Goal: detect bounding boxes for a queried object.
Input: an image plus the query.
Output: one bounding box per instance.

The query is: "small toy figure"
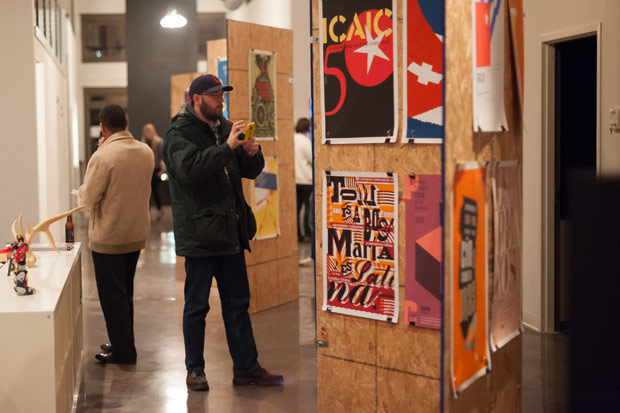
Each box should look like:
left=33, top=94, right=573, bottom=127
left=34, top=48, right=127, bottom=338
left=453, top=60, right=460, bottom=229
left=0, top=206, right=85, bottom=296
left=1, top=235, right=35, bottom=295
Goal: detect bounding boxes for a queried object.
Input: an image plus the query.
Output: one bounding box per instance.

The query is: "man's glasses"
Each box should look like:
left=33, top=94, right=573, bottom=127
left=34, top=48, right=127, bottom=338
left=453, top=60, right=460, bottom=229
left=199, top=92, right=226, bottom=100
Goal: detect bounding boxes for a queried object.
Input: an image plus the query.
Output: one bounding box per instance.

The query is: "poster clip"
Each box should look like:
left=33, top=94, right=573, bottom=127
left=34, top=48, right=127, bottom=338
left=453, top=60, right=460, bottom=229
left=408, top=170, right=416, bottom=180
left=316, top=340, right=329, bottom=348
left=310, top=36, right=320, bottom=43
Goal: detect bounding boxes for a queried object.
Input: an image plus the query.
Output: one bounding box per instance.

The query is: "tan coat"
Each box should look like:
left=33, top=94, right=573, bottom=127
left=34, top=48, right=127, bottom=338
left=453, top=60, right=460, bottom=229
left=78, top=131, right=154, bottom=254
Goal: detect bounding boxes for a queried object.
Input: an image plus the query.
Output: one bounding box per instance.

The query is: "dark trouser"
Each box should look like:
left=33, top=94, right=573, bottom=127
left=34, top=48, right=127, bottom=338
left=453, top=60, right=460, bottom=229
left=91, top=250, right=141, bottom=361
left=296, top=184, right=313, bottom=239
left=151, top=170, right=162, bottom=210
left=183, top=252, right=259, bottom=374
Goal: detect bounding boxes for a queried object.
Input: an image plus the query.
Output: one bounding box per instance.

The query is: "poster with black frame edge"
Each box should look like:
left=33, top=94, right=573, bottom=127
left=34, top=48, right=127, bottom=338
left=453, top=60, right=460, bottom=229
left=319, top=0, right=398, bottom=144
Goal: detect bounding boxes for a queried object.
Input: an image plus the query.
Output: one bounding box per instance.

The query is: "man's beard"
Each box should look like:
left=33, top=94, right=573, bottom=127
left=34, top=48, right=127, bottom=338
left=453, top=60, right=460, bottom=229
left=198, top=100, right=221, bottom=122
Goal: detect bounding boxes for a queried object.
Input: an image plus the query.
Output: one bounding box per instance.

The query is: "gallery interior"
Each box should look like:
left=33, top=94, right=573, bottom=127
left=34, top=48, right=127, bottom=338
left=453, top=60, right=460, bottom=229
left=1, top=0, right=619, bottom=412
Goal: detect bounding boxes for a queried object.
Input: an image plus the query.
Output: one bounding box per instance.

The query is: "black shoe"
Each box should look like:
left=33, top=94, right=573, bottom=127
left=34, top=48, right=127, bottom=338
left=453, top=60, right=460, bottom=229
left=95, top=352, right=136, bottom=365
left=233, top=367, right=284, bottom=386
left=186, top=370, right=209, bottom=391
left=100, top=343, right=112, bottom=353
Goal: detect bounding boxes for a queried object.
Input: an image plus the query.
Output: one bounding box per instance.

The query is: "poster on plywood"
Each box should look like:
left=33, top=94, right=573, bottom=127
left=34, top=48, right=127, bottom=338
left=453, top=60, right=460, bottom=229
left=402, top=0, right=444, bottom=144
left=251, top=157, right=279, bottom=240
left=249, top=49, right=277, bottom=140
left=322, top=171, right=398, bottom=322
left=451, top=162, right=490, bottom=396
left=472, top=0, right=508, bottom=131
left=403, top=174, right=443, bottom=329
left=319, top=0, right=398, bottom=144
left=490, top=161, right=522, bottom=351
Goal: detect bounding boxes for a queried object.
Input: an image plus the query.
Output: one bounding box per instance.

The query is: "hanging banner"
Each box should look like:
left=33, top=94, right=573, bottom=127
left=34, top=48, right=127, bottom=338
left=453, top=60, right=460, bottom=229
left=320, top=0, right=398, bottom=144
left=322, top=171, right=398, bottom=322
left=252, top=157, right=279, bottom=239
left=451, top=163, right=490, bottom=395
left=249, top=49, right=277, bottom=140
left=216, top=57, right=230, bottom=119
left=490, top=161, right=522, bottom=351
left=402, top=0, right=444, bottom=144
left=507, top=0, right=524, bottom=111
left=472, top=0, right=508, bottom=131
left=403, top=174, right=442, bottom=329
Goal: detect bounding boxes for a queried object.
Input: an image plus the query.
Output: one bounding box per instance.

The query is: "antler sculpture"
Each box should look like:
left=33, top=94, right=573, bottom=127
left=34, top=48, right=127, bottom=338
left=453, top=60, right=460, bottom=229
left=10, top=205, right=85, bottom=268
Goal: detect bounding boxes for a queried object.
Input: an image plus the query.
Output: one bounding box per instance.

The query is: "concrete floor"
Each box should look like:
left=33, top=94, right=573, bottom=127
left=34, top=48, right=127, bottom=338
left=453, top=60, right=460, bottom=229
left=74, top=206, right=568, bottom=412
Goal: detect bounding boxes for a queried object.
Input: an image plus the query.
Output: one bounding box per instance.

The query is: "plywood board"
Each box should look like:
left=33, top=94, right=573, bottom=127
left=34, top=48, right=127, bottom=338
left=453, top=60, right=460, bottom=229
left=207, top=38, right=227, bottom=74
left=443, top=0, right=522, bottom=410
left=170, top=72, right=206, bottom=117
left=277, top=255, right=299, bottom=304
left=377, top=368, right=440, bottom=413
left=318, top=355, right=376, bottom=413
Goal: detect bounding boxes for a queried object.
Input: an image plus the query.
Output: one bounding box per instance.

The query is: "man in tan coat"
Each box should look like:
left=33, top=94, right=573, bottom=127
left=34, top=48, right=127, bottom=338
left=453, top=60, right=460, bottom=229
left=79, top=104, right=154, bottom=364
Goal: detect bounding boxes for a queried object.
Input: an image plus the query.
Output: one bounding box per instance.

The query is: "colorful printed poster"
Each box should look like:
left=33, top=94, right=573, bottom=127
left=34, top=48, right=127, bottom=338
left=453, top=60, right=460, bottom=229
left=322, top=171, right=398, bottom=322
left=249, top=49, right=276, bottom=140
left=320, top=0, right=398, bottom=144
left=252, top=157, right=279, bottom=239
left=507, top=0, right=524, bottom=110
left=452, top=163, right=490, bottom=395
left=490, top=161, right=522, bottom=351
left=216, top=57, right=229, bottom=119
left=404, top=174, right=442, bottom=329
left=472, top=0, right=508, bottom=131
left=402, top=0, right=444, bottom=144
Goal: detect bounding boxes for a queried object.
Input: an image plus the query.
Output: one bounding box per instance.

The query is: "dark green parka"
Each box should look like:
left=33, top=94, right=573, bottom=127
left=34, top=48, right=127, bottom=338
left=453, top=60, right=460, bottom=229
left=163, top=103, right=264, bottom=257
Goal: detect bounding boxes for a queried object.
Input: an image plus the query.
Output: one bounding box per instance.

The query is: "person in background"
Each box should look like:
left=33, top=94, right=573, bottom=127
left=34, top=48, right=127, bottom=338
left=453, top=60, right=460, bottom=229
left=163, top=74, right=284, bottom=391
left=294, top=118, right=313, bottom=243
left=141, top=123, right=165, bottom=221
left=78, top=104, right=154, bottom=364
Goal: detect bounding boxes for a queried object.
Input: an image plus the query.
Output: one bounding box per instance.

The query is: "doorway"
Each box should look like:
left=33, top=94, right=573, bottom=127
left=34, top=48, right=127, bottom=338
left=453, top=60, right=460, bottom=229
left=541, top=25, right=601, bottom=333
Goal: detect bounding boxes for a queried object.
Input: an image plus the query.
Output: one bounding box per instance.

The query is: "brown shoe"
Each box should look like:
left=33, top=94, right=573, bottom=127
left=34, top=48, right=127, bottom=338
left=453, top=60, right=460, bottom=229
left=186, top=370, right=209, bottom=391
left=233, top=367, right=284, bottom=386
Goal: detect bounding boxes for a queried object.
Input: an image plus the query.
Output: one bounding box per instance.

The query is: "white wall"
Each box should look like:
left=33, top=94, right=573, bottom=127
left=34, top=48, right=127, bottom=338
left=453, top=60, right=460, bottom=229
left=224, top=0, right=291, bottom=29
left=291, top=0, right=312, bottom=122
left=0, top=1, right=39, bottom=243
left=522, top=0, right=620, bottom=330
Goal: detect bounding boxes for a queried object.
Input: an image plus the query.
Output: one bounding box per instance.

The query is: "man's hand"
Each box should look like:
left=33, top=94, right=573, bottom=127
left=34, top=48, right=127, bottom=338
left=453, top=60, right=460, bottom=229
left=243, top=138, right=259, bottom=157
left=227, top=120, right=246, bottom=150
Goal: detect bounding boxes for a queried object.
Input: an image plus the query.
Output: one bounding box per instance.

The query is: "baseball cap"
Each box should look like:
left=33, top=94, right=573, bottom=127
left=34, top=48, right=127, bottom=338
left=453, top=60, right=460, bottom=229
left=189, top=74, right=233, bottom=99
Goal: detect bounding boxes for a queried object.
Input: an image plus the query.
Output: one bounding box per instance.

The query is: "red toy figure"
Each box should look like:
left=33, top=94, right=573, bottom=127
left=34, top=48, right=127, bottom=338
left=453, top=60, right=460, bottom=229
left=0, top=235, right=34, bottom=295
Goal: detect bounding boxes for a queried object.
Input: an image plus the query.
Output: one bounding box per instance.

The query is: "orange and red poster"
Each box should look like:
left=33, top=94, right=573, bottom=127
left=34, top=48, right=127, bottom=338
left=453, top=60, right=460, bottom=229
left=322, top=171, right=398, bottom=322
left=452, top=163, right=490, bottom=395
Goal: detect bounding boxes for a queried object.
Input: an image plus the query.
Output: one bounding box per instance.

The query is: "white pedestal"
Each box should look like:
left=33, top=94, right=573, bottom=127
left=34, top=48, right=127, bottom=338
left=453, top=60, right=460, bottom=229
left=0, top=243, right=83, bottom=413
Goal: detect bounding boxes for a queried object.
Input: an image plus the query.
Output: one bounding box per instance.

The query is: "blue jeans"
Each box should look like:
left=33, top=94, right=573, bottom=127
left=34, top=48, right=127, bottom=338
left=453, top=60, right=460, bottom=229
left=183, top=253, right=259, bottom=374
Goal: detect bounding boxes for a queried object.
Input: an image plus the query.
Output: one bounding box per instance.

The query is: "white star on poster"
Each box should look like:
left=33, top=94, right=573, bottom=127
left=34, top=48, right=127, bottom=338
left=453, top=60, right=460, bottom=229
left=354, top=26, right=390, bottom=74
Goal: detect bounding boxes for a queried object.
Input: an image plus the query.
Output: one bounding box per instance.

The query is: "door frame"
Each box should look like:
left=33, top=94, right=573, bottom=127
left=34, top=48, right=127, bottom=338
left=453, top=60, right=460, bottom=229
left=540, top=23, right=601, bottom=332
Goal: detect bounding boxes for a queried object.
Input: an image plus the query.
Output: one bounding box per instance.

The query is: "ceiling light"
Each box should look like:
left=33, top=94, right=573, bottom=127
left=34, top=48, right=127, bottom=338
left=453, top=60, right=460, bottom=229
left=160, top=9, right=187, bottom=29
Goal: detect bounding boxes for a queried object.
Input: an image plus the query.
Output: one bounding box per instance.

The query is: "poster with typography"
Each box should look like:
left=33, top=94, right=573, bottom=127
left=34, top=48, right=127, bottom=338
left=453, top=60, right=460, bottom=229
left=403, top=174, right=442, bottom=329
left=507, top=0, right=524, bottom=110
left=249, top=49, right=276, bottom=140
left=490, top=161, right=522, bottom=351
left=320, top=0, right=398, bottom=144
left=322, top=171, right=398, bottom=322
left=216, top=57, right=230, bottom=119
left=452, top=163, right=489, bottom=396
left=402, top=0, right=444, bottom=144
left=472, top=0, right=508, bottom=131
left=251, top=157, right=279, bottom=239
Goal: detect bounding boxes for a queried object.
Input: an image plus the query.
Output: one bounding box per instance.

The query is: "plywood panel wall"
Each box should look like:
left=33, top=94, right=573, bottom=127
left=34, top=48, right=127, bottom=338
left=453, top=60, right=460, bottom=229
left=227, top=20, right=299, bottom=313
left=312, top=0, right=441, bottom=411
left=443, top=0, right=522, bottom=411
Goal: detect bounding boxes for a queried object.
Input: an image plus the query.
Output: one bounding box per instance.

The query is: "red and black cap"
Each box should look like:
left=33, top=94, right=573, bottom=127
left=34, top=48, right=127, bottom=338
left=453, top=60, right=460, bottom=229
left=189, top=74, right=233, bottom=99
